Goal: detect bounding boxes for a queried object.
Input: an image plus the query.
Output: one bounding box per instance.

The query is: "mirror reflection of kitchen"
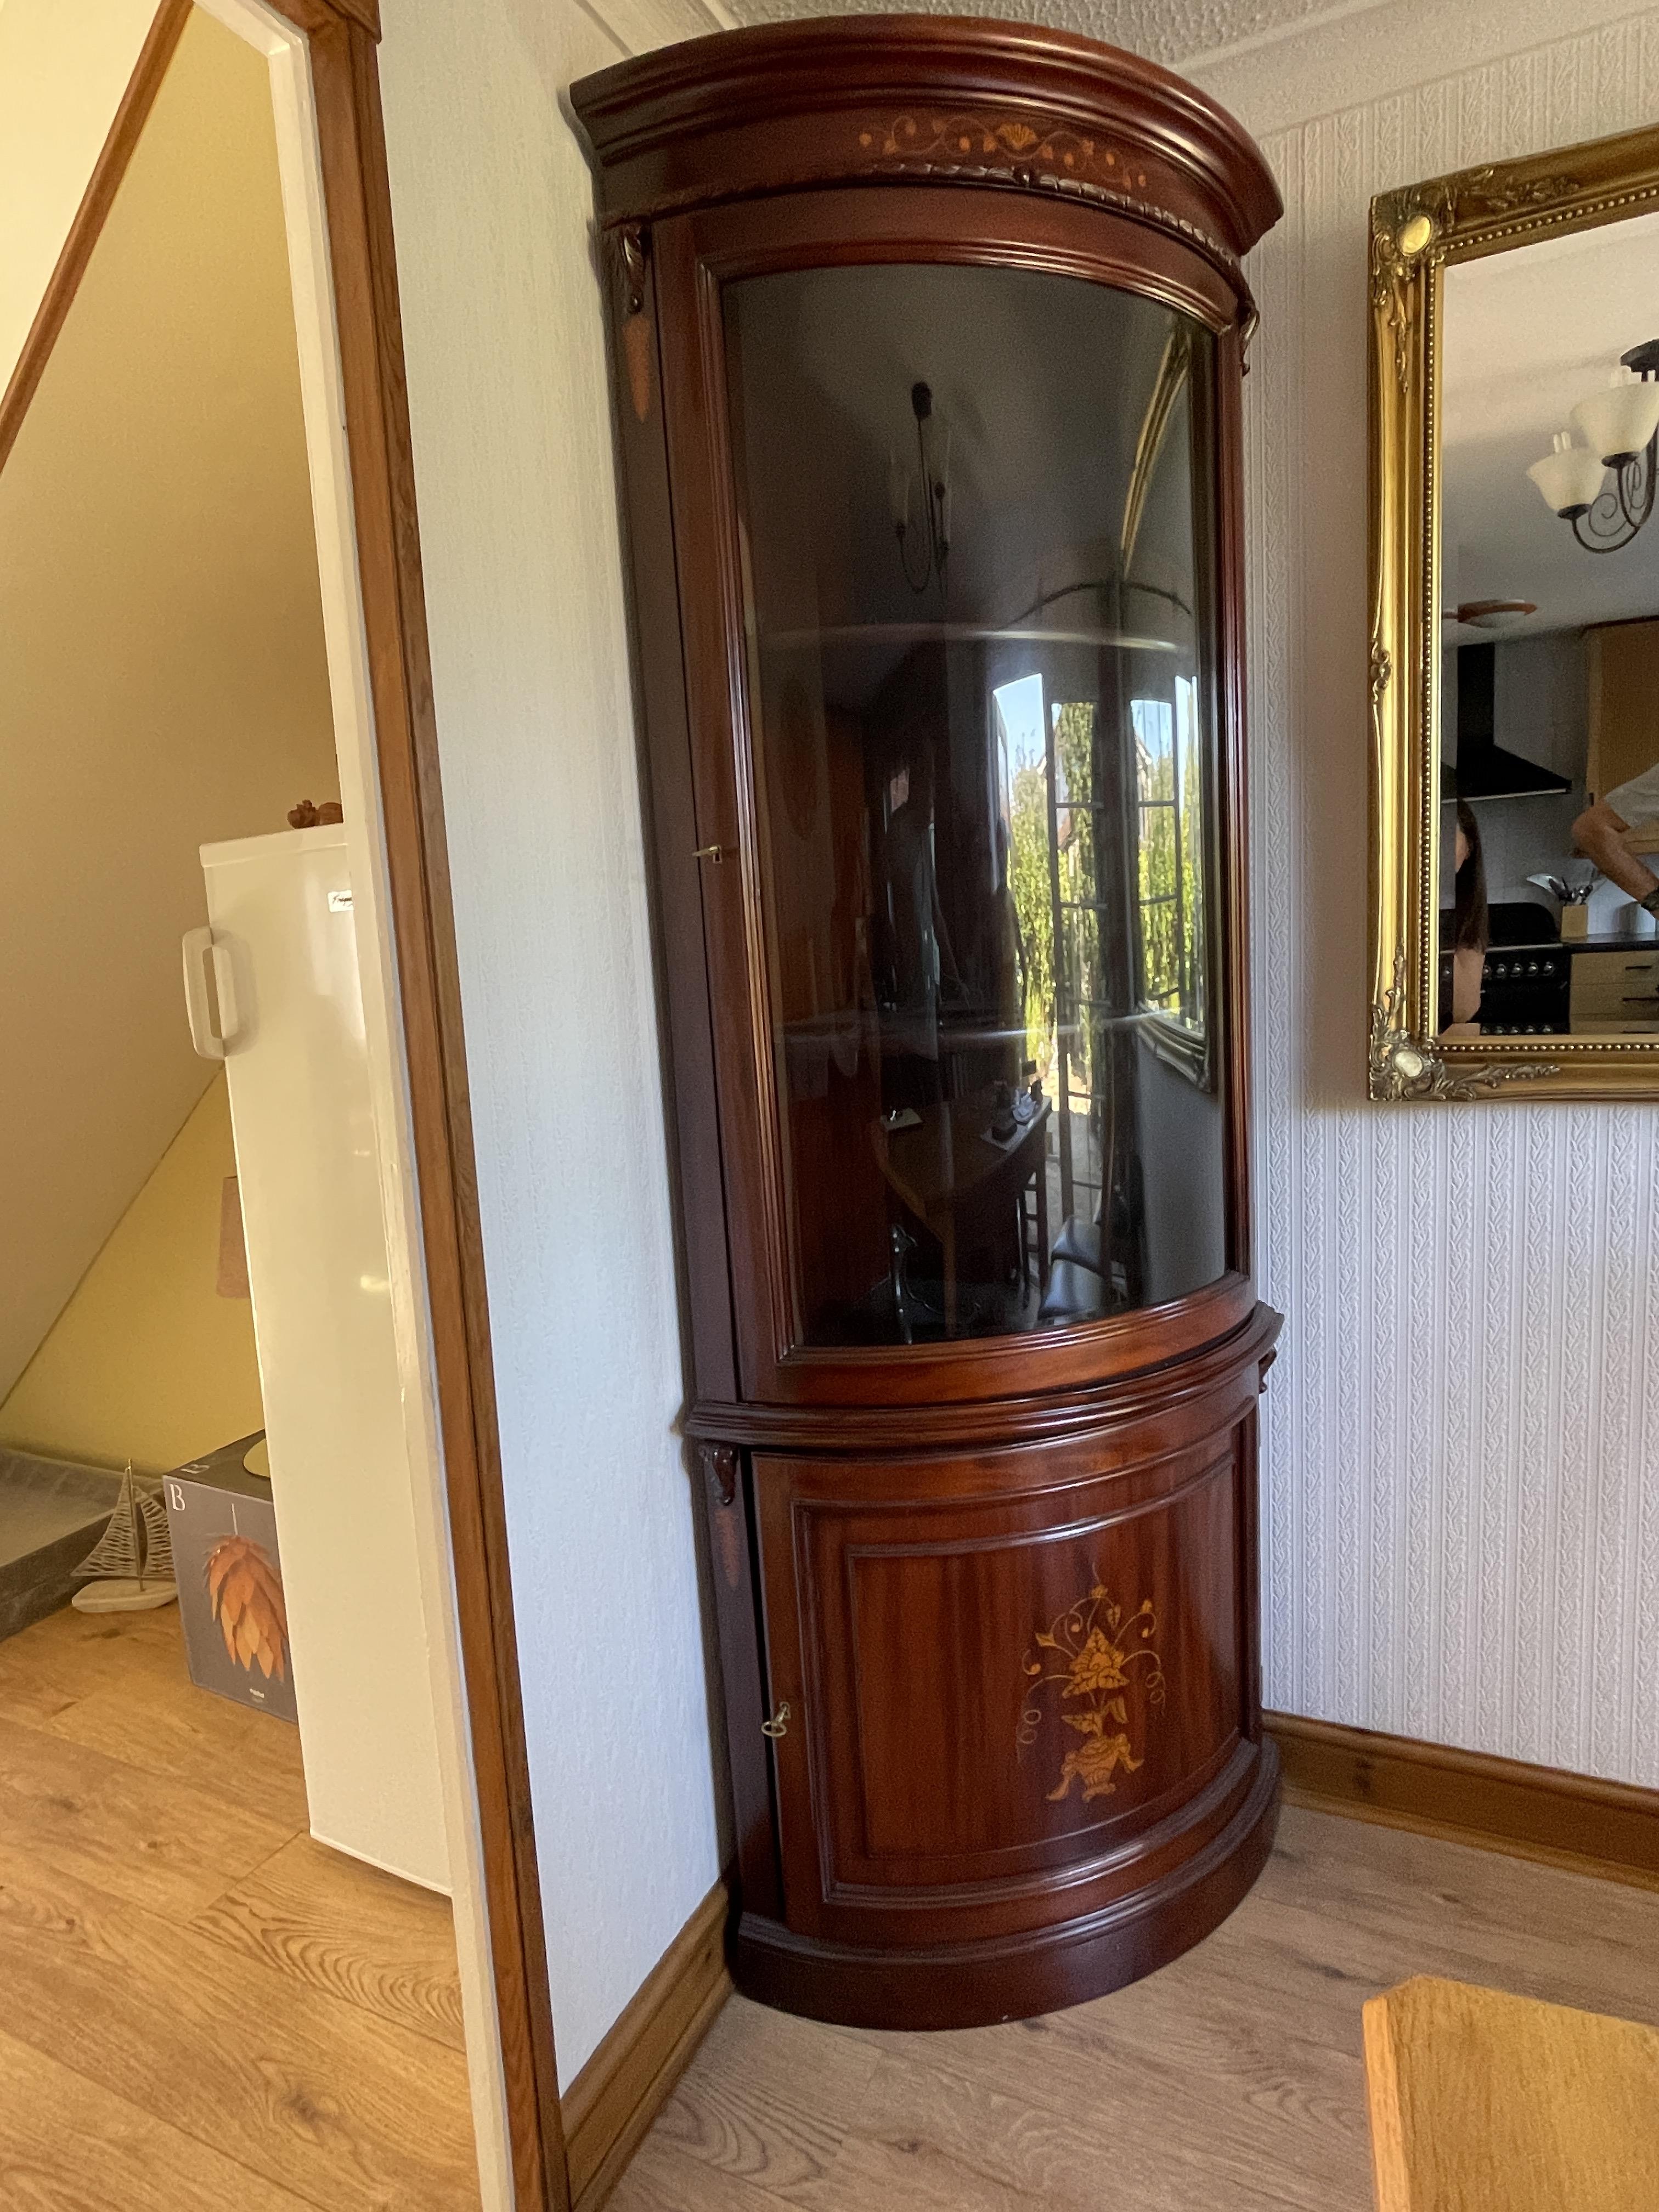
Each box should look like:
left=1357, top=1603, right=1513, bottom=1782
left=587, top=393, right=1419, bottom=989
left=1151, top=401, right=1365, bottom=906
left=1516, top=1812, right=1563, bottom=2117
left=1438, top=208, right=1659, bottom=1040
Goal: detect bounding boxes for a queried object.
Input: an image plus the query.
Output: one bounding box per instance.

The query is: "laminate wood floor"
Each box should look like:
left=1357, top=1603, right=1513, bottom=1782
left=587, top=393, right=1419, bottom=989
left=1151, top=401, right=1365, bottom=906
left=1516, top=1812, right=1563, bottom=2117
left=0, top=1600, right=479, bottom=2211
left=610, top=1805, right=1659, bottom=2212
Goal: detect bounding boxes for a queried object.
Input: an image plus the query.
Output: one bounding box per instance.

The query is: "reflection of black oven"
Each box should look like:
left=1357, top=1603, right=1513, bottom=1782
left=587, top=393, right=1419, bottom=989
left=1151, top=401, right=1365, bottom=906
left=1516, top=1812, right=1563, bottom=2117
left=1438, top=901, right=1571, bottom=1035
left=1479, top=945, right=1571, bottom=1035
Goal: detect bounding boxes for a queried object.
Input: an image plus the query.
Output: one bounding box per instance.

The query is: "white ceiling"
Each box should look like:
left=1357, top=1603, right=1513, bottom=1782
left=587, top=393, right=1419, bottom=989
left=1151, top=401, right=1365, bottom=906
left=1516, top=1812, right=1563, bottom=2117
left=731, top=261, right=1189, bottom=651
left=718, top=0, right=1358, bottom=70
left=1441, top=211, right=1659, bottom=639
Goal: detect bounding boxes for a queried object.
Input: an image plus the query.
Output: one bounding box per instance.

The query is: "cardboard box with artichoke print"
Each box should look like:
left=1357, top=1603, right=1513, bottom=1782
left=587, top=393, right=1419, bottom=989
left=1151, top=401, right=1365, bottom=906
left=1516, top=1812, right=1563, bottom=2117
left=163, top=1430, right=295, bottom=1723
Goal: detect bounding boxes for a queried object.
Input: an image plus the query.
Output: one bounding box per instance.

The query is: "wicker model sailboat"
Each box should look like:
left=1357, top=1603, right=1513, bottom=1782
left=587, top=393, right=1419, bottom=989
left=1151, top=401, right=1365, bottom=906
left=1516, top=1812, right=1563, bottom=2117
left=71, top=1462, right=178, bottom=1613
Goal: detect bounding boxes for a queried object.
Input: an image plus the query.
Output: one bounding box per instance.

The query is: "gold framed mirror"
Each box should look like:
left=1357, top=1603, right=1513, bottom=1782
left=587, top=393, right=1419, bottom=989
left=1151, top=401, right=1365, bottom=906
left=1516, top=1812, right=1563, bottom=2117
left=1369, top=124, right=1659, bottom=1099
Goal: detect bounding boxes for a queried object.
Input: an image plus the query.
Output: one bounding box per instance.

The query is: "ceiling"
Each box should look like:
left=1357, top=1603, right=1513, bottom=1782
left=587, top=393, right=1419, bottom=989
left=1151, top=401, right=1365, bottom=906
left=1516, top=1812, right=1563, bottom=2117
left=731, top=260, right=1192, bottom=656
left=718, top=0, right=1355, bottom=69
left=1441, top=210, right=1659, bottom=640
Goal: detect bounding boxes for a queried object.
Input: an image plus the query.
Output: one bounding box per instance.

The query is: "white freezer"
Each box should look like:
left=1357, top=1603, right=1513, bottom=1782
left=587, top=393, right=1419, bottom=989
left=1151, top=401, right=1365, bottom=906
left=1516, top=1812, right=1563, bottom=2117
left=185, top=824, right=446, bottom=1888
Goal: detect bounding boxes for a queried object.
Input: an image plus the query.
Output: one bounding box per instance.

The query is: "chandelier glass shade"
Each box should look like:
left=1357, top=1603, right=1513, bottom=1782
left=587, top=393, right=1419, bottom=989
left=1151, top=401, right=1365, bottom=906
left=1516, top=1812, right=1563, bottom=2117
left=1527, top=340, right=1659, bottom=552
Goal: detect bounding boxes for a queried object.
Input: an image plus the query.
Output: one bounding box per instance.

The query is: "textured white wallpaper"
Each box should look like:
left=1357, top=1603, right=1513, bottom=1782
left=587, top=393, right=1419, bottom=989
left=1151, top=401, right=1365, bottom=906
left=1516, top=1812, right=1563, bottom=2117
left=1233, top=8, right=1659, bottom=1785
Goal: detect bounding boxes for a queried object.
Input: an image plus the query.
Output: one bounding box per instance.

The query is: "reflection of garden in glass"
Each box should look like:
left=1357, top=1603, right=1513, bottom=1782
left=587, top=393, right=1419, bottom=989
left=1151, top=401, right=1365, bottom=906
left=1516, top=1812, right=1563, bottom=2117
left=1001, top=680, right=1206, bottom=1093
left=998, top=673, right=1056, bottom=1084
left=1134, top=680, right=1205, bottom=1037
left=725, top=258, right=1230, bottom=1342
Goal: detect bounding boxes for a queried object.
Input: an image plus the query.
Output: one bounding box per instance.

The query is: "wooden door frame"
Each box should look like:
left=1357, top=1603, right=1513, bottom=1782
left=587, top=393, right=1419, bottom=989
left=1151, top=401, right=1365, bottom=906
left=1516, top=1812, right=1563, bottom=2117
left=0, top=4, right=568, bottom=2207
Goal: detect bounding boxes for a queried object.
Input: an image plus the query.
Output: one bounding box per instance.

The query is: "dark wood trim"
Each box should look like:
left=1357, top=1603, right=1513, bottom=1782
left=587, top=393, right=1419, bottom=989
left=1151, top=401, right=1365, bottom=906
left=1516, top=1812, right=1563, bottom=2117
left=561, top=1880, right=733, bottom=2211
left=695, top=1446, right=782, bottom=1920
left=1215, top=323, right=1255, bottom=1291
left=1269, top=1713, right=1659, bottom=1893
left=733, top=1742, right=1280, bottom=2029
left=571, top=14, right=1282, bottom=281
left=5, top=3, right=565, bottom=2202
left=298, top=16, right=567, bottom=2208
left=0, top=0, right=191, bottom=478
left=686, top=1300, right=1283, bottom=1452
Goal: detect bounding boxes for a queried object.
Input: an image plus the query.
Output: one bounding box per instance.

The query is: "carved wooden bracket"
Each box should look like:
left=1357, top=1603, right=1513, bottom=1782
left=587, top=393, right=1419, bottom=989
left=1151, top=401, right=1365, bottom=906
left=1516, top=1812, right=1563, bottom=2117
left=616, top=223, right=653, bottom=422
left=696, top=1441, right=739, bottom=1508
left=617, top=223, right=648, bottom=316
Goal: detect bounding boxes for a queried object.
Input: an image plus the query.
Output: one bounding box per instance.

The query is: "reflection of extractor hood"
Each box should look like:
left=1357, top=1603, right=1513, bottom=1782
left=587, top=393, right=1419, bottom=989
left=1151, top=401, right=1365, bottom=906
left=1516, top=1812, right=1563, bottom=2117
left=1454, top=642, right=1572, bottom=798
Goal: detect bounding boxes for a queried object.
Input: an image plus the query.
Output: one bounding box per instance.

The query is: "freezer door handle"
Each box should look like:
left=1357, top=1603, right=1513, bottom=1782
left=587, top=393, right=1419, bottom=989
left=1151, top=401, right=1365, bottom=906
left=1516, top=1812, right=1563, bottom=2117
left=182, top=926, right=241, bottom=1058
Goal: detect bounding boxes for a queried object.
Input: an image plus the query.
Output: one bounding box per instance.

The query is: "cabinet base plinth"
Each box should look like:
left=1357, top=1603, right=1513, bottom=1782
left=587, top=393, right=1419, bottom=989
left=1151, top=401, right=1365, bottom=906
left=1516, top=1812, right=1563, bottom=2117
left=731, top=1739, right=1280, bottom=2031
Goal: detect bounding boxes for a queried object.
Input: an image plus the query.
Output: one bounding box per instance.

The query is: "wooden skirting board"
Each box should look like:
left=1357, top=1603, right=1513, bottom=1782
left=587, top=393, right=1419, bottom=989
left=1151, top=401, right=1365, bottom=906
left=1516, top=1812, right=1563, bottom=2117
left=1268, top=1712, right=1659, bottom=1892
left=561, top=1880, right=732, bottom=2211
left=556, top=1725, right=1659, bottom=2205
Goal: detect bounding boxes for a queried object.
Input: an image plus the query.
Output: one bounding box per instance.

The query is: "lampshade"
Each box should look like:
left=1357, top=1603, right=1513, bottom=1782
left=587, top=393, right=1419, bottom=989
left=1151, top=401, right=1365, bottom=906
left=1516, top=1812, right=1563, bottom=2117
left=1453, top=599, right=1536, bottom=631
left=1571, top=374, right=1659, bottom=465
left=1527, top=433, right=1608, bottom=517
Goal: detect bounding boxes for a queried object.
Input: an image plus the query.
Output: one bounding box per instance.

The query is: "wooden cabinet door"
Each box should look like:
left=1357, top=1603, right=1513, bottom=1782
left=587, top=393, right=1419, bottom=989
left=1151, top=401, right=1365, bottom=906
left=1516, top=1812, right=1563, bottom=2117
left=1588, top=620, right=1659, bottom=804
left=753, top=1379, right=1260, bottom=1949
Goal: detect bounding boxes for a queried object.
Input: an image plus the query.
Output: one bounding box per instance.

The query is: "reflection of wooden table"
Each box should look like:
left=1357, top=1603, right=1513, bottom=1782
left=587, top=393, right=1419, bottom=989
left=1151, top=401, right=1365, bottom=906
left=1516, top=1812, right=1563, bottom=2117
left=1363, top=1976, right=1659, bottom=2211
left=873, top=1087, right=1050, bottom=1331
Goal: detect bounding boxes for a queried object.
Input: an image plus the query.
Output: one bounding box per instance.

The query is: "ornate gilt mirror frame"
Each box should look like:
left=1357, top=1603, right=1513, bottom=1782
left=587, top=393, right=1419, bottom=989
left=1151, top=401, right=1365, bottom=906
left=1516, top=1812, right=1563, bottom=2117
left=1369, top=123, right=1659, bottom=1100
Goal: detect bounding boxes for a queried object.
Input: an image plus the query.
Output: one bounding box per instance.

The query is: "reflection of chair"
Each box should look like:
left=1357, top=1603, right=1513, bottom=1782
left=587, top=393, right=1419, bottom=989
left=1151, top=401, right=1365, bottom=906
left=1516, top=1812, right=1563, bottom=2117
left=1039, top=1258, right=1113, bottom=1323
left=1053, top=1216, right=1104, bottom=1271
left=1041, top=1191, right=1131, bottom=1320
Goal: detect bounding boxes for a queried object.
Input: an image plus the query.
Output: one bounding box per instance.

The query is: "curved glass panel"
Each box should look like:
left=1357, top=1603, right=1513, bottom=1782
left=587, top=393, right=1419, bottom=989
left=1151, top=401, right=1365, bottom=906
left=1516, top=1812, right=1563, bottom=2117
left=724, top=262, right=1228, bottom=1347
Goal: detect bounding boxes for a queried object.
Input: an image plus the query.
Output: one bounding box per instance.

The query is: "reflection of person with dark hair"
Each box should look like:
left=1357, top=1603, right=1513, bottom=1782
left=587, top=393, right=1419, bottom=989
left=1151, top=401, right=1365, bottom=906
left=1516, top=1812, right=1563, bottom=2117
left=1573, top=763, right=1659, bottom=917
left=1445, top=798, right=1488, bottom=1032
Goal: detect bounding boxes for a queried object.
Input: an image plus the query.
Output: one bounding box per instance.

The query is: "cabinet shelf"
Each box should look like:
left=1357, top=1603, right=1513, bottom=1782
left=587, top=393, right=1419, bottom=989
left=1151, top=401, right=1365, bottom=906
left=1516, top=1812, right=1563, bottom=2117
left=757, top=622, right=1181, bottom=654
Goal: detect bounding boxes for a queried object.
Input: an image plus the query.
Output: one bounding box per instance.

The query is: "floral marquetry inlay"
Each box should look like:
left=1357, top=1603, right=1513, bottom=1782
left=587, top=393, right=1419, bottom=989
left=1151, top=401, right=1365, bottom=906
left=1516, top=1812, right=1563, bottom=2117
left=856, top=113, right=1149, bottom=193
left=1018, top=1583, right=1166, bottom=1803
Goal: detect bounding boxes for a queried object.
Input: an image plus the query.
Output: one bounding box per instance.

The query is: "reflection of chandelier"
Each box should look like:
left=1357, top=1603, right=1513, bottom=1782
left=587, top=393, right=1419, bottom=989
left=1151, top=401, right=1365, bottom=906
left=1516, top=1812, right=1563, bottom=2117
left=1527, top=338, right=1659, bottom=552
left=889, top=381, right=952, bottom=594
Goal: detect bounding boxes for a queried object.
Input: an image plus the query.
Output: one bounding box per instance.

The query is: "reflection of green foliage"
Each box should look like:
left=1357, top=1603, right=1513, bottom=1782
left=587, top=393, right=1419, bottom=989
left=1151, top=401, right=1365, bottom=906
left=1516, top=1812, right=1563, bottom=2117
left=1053, top=703, right=1101, bottom=1094
left=1009, top=763, right=1053, bottom=1071
left=1009, top=693, right=1205, bottom=1080
left=1008, top=703, right=1107, bottom=1085
left=1135, top=703, right=1204, bottom=1023
left=1053, top=701, right=1095, bottom=812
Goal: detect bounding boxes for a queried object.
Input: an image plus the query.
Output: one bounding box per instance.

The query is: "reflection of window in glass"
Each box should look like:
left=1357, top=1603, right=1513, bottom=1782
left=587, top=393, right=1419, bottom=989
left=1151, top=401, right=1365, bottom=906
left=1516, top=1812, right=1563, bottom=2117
left=1132, top=678, right=1205, bottom=1041
left=1050, top=699, right=1105, bottom=1227
left=992, top=674, right=1053, bottom=1082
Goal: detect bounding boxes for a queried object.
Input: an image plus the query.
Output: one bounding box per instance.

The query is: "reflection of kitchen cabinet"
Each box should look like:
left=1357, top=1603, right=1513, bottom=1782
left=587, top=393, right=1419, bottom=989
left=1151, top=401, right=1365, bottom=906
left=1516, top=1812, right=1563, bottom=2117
left=1587, top=620, right=1659, bottom=805
left=1571, top=947, right=1659, bottom=1033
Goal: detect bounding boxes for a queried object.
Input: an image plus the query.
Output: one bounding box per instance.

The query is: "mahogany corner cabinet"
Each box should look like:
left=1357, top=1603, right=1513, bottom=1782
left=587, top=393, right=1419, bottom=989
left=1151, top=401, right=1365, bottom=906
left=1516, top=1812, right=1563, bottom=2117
left=572, top=16, right=1285, bottom=2030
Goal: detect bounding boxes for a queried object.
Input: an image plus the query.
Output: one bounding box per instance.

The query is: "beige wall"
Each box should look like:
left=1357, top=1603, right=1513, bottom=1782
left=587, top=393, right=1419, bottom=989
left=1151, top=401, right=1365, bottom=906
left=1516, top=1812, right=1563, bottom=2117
left=0, top=0, right=159, bottom=398
left=0, top=1075, right=264, bottom=1473
left=0, top=5, right=340, bottom=1400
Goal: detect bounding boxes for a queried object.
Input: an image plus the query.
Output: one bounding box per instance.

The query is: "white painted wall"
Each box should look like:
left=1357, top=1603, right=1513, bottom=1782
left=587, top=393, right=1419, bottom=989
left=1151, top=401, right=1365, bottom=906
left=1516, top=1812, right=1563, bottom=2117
left=1189, top=0, right=1659, bottom=1784
left=376, top=0, right=727, bottom=2085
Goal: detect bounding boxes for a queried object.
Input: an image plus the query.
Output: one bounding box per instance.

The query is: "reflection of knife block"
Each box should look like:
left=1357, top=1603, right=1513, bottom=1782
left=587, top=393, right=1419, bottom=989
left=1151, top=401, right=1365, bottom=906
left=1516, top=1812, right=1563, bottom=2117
left=1561, top=904, right=1589, bottom=941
